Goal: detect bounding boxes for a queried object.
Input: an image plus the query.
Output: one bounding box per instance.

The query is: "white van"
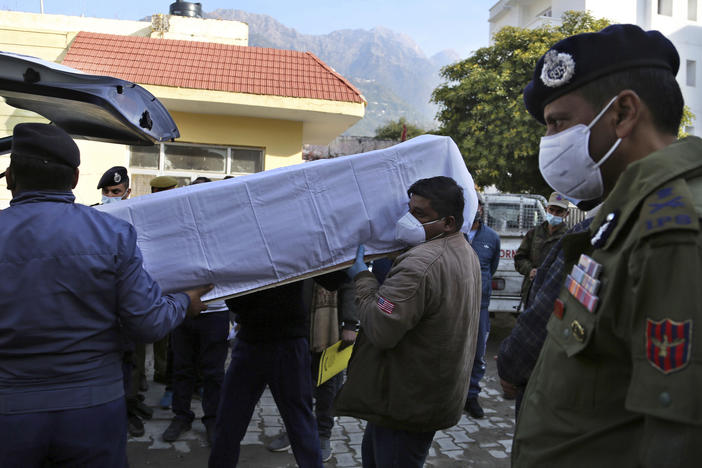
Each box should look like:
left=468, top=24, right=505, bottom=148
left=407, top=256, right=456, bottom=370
left=481, top=193, right=547, bottom=313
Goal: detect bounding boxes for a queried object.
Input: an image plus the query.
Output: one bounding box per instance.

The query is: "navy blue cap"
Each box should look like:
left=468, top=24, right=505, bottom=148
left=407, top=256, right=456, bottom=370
left=97, top=166, right=129, bottom=189
left=10, top=123, right=80, bottom=168
left=524, top=24, right=679, bottom=124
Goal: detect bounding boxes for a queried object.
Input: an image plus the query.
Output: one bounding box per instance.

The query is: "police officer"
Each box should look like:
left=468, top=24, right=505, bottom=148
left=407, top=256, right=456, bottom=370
left=514, top=192, right=569, bottom=308
left=97, top=166, right=131, bottom=204
left=513, top=25, right=702, bottom=466
left=0, top=123, right=212, bottom=467
left=150, top=175, right=178, bottom=193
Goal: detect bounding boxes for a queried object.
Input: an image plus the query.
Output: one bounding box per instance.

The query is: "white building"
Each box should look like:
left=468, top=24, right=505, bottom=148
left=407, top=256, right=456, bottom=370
left=489, top=0, right=701, bottom=134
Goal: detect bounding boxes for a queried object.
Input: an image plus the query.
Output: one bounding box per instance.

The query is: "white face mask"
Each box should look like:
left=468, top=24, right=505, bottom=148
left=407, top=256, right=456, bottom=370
left=538, top=96, right=622, bottom=200
left=395, top=212, right=444, bottom=247
left=101, top=194, right=125, bottom=205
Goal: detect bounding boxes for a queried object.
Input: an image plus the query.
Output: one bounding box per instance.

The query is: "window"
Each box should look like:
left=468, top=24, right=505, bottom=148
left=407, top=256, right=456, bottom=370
left=658, top=0, right=673, bottom=15
left=129, top=142, right=264, bottom=197
left=687, top=60, right=697, bottom=87
left=690, top=0, right=698, bottom=21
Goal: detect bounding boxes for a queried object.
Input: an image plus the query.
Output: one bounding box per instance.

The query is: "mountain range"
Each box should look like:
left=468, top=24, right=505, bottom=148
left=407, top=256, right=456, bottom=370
left=206, top=9, right=460, bottom=136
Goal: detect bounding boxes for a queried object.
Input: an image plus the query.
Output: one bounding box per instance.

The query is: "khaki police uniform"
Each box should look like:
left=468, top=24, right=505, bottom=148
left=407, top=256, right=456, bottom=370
left=515, top=220, right=568, bottom=300
left=513, top=137, right=702, bottom=466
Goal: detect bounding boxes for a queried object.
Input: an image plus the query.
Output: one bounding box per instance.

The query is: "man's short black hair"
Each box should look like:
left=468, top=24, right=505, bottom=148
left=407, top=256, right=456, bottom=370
left=191, top=176, right=212, bottom=184
left=407, top=176, right=464, bottom=229
left=10, top=157, right=74, bottom=191
left=575, top=67, right=683, bottom=136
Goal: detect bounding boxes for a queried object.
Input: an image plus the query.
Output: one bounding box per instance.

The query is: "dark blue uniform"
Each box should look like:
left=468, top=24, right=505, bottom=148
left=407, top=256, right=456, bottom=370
left=0, top=191, right=189, bottom=467
left=209, top=282, right=322, bottom=468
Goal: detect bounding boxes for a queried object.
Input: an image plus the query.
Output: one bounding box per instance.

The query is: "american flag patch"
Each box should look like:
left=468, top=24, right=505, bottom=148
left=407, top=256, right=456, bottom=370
left=377, top=296, right=395, bottom=314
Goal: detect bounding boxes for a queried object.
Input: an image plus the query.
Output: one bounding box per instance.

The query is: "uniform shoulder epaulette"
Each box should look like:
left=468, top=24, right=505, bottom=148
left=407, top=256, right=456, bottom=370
left=638, top=178, right=700, bottom=239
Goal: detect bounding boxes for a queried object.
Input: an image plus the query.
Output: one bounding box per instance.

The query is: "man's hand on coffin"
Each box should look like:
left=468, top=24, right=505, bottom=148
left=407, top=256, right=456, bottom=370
left=184, top=284, right=214, bottom=318
left=346, top=244, right=368, bottom=279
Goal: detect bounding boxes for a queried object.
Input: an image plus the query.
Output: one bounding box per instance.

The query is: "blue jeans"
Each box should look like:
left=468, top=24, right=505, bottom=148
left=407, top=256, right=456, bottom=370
left=209, top=337, right=322, bottom=468
left=171, top=311, right=229, bottom=425
left=0, top=398, right=127, bottom=468
left=361, top=421, right=435, bottom=468
left=468, top=305, right=490, bottom=399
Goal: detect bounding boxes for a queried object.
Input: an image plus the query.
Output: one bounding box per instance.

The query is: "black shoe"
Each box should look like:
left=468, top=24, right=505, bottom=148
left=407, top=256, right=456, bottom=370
left=465, top=397, right=484, bottom=419
left=162, top=419, right=191, bottom=442
left=134, top=400, right=153, bottom=420
left=128, top=414, right=145, bottom=437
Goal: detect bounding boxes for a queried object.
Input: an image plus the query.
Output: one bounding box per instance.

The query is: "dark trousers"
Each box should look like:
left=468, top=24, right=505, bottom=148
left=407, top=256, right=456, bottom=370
left=153, top=335, right=171, bottom=386
left=209, top=337, right=322, bottom=468
left=468, top=305, right=491, bottom=399
left=310, top=351, right=342, bottom=439
left=361, top=421, right=435, bottom=468
left=171, top=310, right=229, bottom=424
left=0, top=398, right=127, bottom=468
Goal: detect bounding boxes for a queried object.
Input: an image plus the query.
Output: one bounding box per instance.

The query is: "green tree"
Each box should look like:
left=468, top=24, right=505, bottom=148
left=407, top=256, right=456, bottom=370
left=432, top=11, right=610, bottom=194
left=679, top=107, right=696, bottom=138
left=374, top=117, right=427, bottom=141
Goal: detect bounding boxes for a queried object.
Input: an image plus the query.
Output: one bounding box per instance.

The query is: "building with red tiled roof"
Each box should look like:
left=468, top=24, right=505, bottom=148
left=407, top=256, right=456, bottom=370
left=0, top=10, right=366, bottom=205
left=63, top=32, right=364, bottom=106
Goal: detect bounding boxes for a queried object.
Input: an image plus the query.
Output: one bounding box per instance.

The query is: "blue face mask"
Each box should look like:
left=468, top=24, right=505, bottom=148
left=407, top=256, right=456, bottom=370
left=101, top=195, right=124, bottom=205
left=545, top=212, right=564, bottom=226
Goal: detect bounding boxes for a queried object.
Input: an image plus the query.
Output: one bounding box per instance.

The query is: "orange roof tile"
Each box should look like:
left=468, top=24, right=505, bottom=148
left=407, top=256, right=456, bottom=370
left=62, top=31, right=365, bottom=104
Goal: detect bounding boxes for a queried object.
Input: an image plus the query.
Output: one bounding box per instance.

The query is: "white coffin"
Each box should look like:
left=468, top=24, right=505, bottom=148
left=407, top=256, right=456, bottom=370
left=97, top=135, right=477, bottom=301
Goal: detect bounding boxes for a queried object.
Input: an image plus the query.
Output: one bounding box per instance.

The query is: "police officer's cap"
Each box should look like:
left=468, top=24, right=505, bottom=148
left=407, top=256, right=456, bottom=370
left=524, top=24, right=679, bottom=124
left=150, top=175, right=178, bottom=189
left=10, top=123, right=80, bottom=168
left=97, top=166, right=129, bottom=189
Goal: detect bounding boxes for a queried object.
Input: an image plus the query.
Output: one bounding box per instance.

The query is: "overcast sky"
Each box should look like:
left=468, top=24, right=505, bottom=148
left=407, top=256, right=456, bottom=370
left=7, top=0, right=496, bottom=58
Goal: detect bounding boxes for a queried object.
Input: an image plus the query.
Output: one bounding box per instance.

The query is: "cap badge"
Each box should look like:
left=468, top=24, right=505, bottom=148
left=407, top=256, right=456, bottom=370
left=540, top=50, right=575, bottom=88
left=113, top=172, right=121, bottom=183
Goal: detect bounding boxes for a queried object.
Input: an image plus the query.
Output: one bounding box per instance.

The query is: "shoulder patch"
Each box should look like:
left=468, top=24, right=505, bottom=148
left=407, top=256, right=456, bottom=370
left=639, top=179, right=699, bottom=239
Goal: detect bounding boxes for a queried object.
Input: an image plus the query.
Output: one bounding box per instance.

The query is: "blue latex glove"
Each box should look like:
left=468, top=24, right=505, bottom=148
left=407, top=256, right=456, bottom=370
left=346, top=244, right=367, bottom=279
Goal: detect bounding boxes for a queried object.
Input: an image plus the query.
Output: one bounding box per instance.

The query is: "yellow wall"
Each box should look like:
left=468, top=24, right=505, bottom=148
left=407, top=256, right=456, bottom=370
left=171, top=111, right=303, bottom=170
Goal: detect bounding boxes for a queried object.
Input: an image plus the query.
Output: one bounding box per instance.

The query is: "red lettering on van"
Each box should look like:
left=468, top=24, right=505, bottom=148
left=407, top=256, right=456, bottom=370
left=500, top=249, right=516, bottom=259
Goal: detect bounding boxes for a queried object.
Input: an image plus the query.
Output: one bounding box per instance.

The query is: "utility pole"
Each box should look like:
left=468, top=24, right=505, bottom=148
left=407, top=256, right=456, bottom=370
left=40, top=0, right=44, bottom=14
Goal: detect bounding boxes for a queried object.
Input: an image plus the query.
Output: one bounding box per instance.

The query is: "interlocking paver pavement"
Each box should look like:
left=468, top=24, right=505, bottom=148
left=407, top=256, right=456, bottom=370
left=127, top=315, right=517, bottom=467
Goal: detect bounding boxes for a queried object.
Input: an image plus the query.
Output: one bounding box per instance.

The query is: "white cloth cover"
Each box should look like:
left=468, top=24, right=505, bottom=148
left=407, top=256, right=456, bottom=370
left=96, top=135, right=477, bottom=300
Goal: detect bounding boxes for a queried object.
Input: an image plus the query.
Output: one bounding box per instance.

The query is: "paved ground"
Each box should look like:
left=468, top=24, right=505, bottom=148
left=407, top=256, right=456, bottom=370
left=127, top=314, right=517, bottom=467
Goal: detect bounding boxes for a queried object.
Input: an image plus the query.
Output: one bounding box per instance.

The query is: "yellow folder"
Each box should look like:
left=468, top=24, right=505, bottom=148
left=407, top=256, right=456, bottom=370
left=316, top=340, right=354, bottom=386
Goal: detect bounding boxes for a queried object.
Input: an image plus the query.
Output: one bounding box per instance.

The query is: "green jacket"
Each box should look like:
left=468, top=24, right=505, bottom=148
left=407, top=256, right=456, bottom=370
left=334, top=233, right=481, bottom=432
left=514, top=221, right=568, bottom=299
left=513, top=137, right=702, bottom=467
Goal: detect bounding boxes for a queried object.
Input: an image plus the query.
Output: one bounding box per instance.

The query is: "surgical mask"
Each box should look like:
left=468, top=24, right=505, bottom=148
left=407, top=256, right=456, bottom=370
left=101, top=195, right=124, bottom=205
left=545, top=212, right=564, bottom=226
left=538, top=96, right=621, bottom=200
left=395, top=212, right=444, bottom=246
